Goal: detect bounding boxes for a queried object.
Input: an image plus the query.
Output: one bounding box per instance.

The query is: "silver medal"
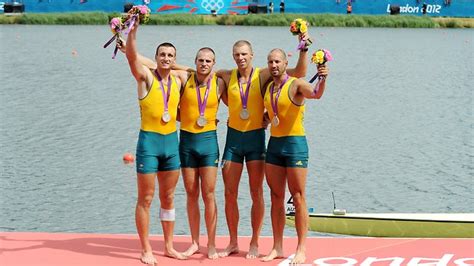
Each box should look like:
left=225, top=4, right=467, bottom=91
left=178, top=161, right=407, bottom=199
left=197, top=116, right=208, bottom=127
left=240, top=108, right=250, bottom=120
left=272, top=116, right=280, bottom=127
left=162, top=111, right=171, bottom=123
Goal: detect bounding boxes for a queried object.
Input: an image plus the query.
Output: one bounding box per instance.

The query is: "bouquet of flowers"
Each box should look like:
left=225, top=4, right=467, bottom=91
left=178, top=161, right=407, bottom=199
left=311, top=49, right=333, bottom=65
left=123, top=5, right=151, bottom=35
left=103, top=5, right=150, bottom=59
left=103, top=17, right=125, bottom=59
left=127, top=5, right=151, bottom=24
left=110, top=17, right=124, bottom=35
left=289, top=18, right=313, bottom=50
left=309, top=49, right=333, bottom=83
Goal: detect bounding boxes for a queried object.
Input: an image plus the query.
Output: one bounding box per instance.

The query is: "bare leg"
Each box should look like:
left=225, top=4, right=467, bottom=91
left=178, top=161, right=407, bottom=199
left=287, top=168, right=308, bottom=264
left=157, top=170, right=187, bottom=260
left=245, top=160, right=265, bottom=259
left=136, top=173, right=158, bottom=265
left=200, top=166, right=218, bottom=259
left=219, top=161, right=243, bottom=257
left=182, top=167, right=201, bottom=257
left=261, top=164, right=286, bottom=262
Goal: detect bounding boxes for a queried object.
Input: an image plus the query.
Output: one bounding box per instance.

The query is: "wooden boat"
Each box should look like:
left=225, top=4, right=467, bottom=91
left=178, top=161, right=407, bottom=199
left=286, top=211, right=474, bottom=238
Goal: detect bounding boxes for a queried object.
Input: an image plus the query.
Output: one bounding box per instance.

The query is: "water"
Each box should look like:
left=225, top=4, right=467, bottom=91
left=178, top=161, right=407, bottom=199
left=0, top=25, right=473, bottom=237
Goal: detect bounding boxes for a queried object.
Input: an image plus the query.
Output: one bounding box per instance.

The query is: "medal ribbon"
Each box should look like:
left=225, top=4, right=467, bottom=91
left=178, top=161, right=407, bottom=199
left=311, top=76, right=326, bottom=96
left=155, top=70, right=172, bottom=112
left=238, top=68, right=254, bottom=109
left=270, top=75, right=289, bottom=118
left=195, top=73, right=212, bottom=117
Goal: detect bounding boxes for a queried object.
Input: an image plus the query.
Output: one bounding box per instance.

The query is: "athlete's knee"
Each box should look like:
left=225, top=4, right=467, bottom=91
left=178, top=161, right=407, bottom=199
left=160, top=208, right=176, bottom=221
left=187, top=191, right=200, bottom=203
left=137, top=194, right=154, bottom=209
left=224, top=181, right=238, bottom=198
left=159, top=193, right=175, bottom=208
left=291, top=192, right=306, bottom=208
left=224, top=188, right=238, bottom=202
left=270, top=188, right=285, bottom=201
left=185, top=187, right=200, bottom=202
left=202, top=190, right=216, bottom=206
left=250, top=186, right=263, bottom=201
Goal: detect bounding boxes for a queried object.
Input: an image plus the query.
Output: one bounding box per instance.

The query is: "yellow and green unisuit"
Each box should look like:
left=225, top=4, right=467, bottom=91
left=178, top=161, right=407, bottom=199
left=136, top=73, right=180, bottom=173
left=263, top=76, right=308, bottom=168
left=179, top=73, right=219, bottom=168
left=222, top=68, right=266, bottom=163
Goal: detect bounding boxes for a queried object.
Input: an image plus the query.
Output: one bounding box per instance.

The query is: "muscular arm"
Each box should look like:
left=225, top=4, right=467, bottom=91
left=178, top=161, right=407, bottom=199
left=173, top=63, right=195, bottom=72
left=138, top=54, right=157, bottom=69
left=217, top=77, right=228, bottom=105
left=295, top=64, right=329, bottom=100
left=118, top=37, right=157, bottom=70
left=216, top=69, right=232, bottom=85
left=287, top=32, right=311, bottom=78
left=174, top=71, right=189, bottom=123
left=125, top=22, right=152, bottom=98
left=286, top=49, right=308, bottom=78
left=171, top=69, right=190, bottom=91
left=216, top=69, right=231, bottom=106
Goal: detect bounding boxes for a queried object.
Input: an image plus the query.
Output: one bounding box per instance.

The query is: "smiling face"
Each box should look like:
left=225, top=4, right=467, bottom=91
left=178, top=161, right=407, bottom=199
left=195, top=48, right=215, bottom=76
left=232, top=42, right=253, bottom=70
left=155, top=45, right=176, bottom=70
left=267, top=49, right=288, bottom=78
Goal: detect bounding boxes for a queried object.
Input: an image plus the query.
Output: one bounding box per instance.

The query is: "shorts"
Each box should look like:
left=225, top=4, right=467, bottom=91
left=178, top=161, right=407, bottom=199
left=222, top=127, right=266, bottom=164
left=136, top=130, right=181, bottom=173
left=265, top=136, right=309, bottom=168
left=179, top=130, right=219, bottom=168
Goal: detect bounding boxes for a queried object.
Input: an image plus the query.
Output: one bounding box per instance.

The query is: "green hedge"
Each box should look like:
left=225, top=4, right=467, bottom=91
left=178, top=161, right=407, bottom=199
left=0, top=13, right=472, bottom=28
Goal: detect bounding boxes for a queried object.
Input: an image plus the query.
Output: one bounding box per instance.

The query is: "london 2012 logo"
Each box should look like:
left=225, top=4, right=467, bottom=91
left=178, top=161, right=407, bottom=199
left=201, top=0, right=225, bottom=12
left=386, top=3, right=442, bottom=14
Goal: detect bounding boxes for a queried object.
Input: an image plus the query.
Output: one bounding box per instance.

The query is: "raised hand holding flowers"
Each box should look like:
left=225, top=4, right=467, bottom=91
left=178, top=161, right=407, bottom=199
left=110, top=17, right=124, bottom=35
left=130, top=5, right=151, bottom=24
left=308, top=49, right=332, bottom=97
left=103, top=16, right=125, bottom=59
left=103, top=5, right=150, bottom=59
left=289, top=18, right=313, bottom=51
left=309, top=49, right=332, bottom=83
left=123, top=5, right=151, bottom=35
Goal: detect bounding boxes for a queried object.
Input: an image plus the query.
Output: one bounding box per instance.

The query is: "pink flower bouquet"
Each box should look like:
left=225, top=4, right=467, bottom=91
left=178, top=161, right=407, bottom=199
left=103, top=16, right=125, bottom=59
left=127, top=5, right=151, bottom=24
left=122, top=5, right=151, bottom=36
left=309, top=49, right=333, bottom=83
left=103, top=5, right=151, bottom=59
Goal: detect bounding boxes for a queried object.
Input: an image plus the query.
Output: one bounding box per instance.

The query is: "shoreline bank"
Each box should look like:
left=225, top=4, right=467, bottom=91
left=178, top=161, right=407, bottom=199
left=1, top=13, right=473, bottom=28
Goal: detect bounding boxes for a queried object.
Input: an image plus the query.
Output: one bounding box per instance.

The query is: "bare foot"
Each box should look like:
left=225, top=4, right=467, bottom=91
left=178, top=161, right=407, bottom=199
left=246, top=244, right=259, bottom=259
left=140, top=251, right=157, bottom=265
left=290, top=250, right=306, bottom=264
left=183, top=243, right=200, bottom=257
left=164, top=248, right=187, bottom=260
left=261, top=248, right=283, bottom=262
left=207, top=245, right=219, bottom=260
left=218, top=244, right=239, bottom=257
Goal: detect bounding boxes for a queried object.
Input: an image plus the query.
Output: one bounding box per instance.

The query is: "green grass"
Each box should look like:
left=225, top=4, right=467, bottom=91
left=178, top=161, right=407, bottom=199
left=223, top=14, right=439, bottom=28
left=0, top=12, right=109, bottom=24
left=433, top=17, right=474, bottom=28
left=0, top=12, right=472, bottom=28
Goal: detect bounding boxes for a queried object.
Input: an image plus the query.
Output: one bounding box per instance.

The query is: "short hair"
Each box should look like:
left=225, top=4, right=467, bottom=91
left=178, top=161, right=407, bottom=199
left=195, top=47, right=216, bottom=61
left=155, top=42, right=176, bottom=57
left=233, top=40, right=253, bottom=53
left=268, top=48, right=287, bottom=61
